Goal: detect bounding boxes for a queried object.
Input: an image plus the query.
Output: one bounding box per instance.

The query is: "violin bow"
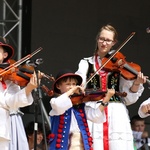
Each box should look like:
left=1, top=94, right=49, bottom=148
left=85, top=32, right=136, bottom=86
left=0, top=47, right=43, bottom=76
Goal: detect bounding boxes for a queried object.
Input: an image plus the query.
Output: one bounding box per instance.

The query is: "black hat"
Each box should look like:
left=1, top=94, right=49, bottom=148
left=0, top=37, right=14, bottom=62
left=53, top=69, right=82, bottom=93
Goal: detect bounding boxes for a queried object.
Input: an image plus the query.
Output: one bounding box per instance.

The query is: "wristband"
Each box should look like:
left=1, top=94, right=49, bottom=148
left=97, top=101, right=109, bottom=106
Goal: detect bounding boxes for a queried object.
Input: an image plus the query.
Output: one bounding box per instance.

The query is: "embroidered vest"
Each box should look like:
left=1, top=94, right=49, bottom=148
left=86, top=61, right=121, bottom=102
left=49, top=104, right=93, bottom=150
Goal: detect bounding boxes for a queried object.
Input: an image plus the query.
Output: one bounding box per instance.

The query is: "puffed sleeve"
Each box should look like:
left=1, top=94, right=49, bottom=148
left=138, top=98, right=150, bottom=118
left=84, top=101, right=106, bottom=124
left=2, top=81, right=33, bottom=110
left=50, top=93, right=73, bottom=116
left=119, top=76, right=144, bottom=106
left=75, top=58, right=89, bottom=87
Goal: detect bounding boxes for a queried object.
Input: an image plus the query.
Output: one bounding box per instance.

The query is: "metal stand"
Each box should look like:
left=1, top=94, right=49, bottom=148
left=33, top=65, right=50, bottom=150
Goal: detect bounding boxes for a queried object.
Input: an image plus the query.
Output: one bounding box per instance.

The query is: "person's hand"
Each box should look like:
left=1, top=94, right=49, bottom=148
left=141, top=103, right=150, bottom=114
left=142, top=131, right=149, bottom=138
left=67, top=85, right=85, bottom=97
left=134, top=72, right=147, bottom=85
left=130, top=72, right=147, bottom=93
left=28, top=71, right=42, bottom=89
left=25, top=71, right=42, bottom=96
left=103, top=88, right=115, bottom=103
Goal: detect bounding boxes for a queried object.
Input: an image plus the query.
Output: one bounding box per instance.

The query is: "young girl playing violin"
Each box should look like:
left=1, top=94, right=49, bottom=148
left=48, top=69, right=115, bottom=150
left=0, top=36, right=41, bottom=150
left=76, top=24, right=147, bottom=150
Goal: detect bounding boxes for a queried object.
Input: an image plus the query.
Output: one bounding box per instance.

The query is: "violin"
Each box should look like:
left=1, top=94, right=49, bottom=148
left=70, top=89, right=127, bottom=105
left=0, top=47, right=55, bottom=87
left=0, top=47, right=42, bottom=82
left=0, top=61, right=54, bottom=87
left=102, top=51, right=141, bottom=80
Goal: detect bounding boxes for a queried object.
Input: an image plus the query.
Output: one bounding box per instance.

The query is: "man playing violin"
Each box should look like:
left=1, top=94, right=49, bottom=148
left=76, top=24, right=147, bottom=150
left=0, top=36, right=41, bottom=150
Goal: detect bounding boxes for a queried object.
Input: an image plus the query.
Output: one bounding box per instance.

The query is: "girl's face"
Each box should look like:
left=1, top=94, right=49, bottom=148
left=0, top=46, right=8, bottom=63
left=97, top=29, right=116, bottom=56
left=56, top=78, right=77, bottom=94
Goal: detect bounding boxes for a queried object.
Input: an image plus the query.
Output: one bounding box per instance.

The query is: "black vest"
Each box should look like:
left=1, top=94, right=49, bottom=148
left=86, top=60, right=121, bottom=102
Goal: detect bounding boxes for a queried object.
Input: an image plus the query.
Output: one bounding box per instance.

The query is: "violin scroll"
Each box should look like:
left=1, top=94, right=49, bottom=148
left=41, top=84, right=54, bottom=97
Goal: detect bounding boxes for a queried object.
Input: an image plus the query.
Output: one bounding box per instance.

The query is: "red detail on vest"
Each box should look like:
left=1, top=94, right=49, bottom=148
left=87, top=132, right=91, bottom=136
left=59, top=120, right=64, bottom=124
left=57, top=134, right=62, bottom=139
left=60, top=115, right=64, bottom=119
left=95, top=55, right=109, bottom=150
left=77, top=107, right=94, bottom=149
left=79, top=109, right=83, bottom=112
left=48, top=133, right=55, bottom=139
left=85, top=127, right=89, bottom=132
left=80, top=113, right=85, bottom=117
left=56, top=144, right=61, bottom=148
left=56, top=139, right=61, bottom=143
left=58, top=129, right=63, bottom=133
left=58, top=124, right=64, bottom=129
left=83, top=118, right=86, bottom=122
left=84, top=122, right=88, bottom=126
left=88, top=137, right=93, bottom=142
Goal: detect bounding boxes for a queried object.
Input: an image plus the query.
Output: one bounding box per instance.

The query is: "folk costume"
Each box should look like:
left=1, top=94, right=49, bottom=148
left=9, top=110, right=29, bottom=150
left=0, top=37, right=32, bottom=150
left=48, top=70, right=106, bottom=150
left=0, top=80, right=33, bottom=150
left=76, top=55, right=144, bottom=150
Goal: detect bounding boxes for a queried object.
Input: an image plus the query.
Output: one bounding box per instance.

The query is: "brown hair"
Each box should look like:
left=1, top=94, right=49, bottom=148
left=131, top=115, right=145, bottom=125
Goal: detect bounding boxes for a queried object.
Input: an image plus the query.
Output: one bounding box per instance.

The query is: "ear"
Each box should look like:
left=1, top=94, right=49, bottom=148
left=3, top=52, right=8, bottom=59
left=56, top=84, right=61, bottom=90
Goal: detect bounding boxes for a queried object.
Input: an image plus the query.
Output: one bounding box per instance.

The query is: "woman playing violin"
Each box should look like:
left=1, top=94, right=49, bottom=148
left=48, top=69, right=115, bottom=150
left=0, top=36, right=41, bottom=150
left=76, top=24, right=147, bottom=150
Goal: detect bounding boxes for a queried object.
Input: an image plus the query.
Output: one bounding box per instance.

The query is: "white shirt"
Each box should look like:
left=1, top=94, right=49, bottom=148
left=138, top=98, right=150, bottom=118
left=50, top=93, right=106, bottom=133
left=0, top=80, right=33, bottom=140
